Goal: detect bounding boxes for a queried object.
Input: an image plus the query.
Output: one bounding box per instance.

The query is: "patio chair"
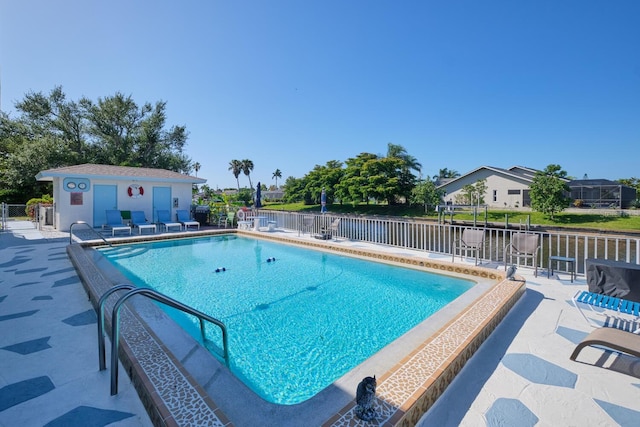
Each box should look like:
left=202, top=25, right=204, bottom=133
left=217, top=211, right=236, bottom=228
left=177, top=209, right=200, bottom=230
left=225, top=211, right=236, bottom=228
left=102, top=210, right=131, bottom=236
left=157, top=210, right=182, bottom=232
left=320, top=218, right=341, bottom=241
left=452, top=228, right=485, bottom=266
left=330, top=218, right=342, bottom=240
left=570, top=327, right=640, bottom=362
left=572, top=290, right=640, bottom=333
left=504, top=232, right=540, bottom=277
left=217, top=211, right=227, bottom=227
left=131, top=211, right=157, bottom=234
left=301, top=215, right=315, bottom=236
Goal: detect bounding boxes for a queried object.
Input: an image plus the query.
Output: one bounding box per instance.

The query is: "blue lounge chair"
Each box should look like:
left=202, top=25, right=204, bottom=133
left=573, top=290, right=640, bottom=332
left=131, top=211, right=156, bottom=234
left=157, top=210, right=182, bottom=232
left=102, top=210, right=131, bottom=236
left=177, top=210, right=200, bottom=230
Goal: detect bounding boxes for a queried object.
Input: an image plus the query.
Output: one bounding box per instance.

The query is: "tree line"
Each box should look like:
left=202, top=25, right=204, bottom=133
left=280, top=143, right=449, bottom=211
left=3, top=87, right=637, bottom=219
left=0, top=87, right=192, bottom=203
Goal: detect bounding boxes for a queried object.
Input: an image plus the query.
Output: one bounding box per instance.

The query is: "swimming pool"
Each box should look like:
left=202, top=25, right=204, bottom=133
left=100, top=235, right=474, bottom=404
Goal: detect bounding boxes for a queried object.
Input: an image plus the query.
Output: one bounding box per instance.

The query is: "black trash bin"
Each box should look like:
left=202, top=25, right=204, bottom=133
left=194, top=206, right=210, bottom=226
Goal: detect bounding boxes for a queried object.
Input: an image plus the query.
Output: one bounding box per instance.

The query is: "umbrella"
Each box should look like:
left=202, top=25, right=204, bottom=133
left=255, top=182, right=262, bottom=208
left=321, top=188, right=327, bottom=213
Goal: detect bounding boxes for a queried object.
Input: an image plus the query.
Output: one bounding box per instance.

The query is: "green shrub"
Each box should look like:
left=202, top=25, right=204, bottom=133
left=25, top=195, right=53, bottom=219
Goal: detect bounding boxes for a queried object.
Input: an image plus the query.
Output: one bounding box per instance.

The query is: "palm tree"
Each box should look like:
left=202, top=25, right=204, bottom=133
left=193, top=162, right=201, bottom=177
left=272, top=168, right=282, bottom=189
left=228, top=160, right=242, bottom=191
left=433, top=168, right=460, bottom=183
left=241, top=159, right=254, bottom=189
left=386, top=143, right=422, bottom=175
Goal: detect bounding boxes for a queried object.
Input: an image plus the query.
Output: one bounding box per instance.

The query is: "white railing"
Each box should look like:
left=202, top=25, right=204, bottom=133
left=255, top=210, right=640, bottom=276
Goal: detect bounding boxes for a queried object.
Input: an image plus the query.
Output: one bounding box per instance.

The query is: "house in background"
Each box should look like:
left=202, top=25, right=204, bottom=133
left=437, top=166, right=637, bottom=209
left=36, top=164, right=205, bottom=231
left=437, top=166, right=544, bottom=208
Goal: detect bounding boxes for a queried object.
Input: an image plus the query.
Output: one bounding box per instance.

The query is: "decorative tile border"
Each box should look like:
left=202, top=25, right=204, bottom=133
left=239, top=230, right=503, bottom=281
left=322, top=271, right=524, bottom=426
left=70, top=230, right=523, bottom=426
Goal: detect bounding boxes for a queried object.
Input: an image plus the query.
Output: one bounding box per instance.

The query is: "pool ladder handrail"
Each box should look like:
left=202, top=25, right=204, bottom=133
left=97, top=284, right=230, bottom=395
left=69, top=221, right=112, bottom=247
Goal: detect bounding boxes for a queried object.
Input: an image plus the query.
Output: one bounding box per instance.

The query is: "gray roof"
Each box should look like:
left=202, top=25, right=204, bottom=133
left=436, top=165, right=575, bottom=189
left=436, top=165, right=542, bottom=189
left=35, top=164, right=206, bottom=184
left=568, top=179, right=622, bottom=186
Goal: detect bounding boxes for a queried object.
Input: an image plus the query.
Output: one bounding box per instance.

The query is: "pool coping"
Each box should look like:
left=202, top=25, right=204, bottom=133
left=68, top=229, right=524, bottom=426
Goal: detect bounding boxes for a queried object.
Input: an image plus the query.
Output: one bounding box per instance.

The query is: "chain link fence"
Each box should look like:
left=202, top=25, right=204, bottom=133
left=1, top=203, right=29, bottom=230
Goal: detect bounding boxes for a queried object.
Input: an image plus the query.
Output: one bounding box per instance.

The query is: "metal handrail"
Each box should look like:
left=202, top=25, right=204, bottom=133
left=69, top=221, right=112, bottom=247
left=109, top=287, right=230, bottom=395
left=97, top=284, right=136, bottom=371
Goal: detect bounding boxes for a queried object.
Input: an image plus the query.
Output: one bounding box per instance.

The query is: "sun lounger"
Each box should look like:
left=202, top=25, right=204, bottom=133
left=157, top=210, right=182, bottom=232
left=573, top=290, right=640, bottom=332
left=177, top=210, right=200, bottom=230
left=570, top=327, right=640, bottom=361
left=102, top=210, right=131, bottom=236
left=131, top=211, right=156, bottom=234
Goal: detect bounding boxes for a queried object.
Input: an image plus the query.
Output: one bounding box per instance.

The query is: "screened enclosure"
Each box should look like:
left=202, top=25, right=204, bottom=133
left=568, top=179, right=636, bottom=209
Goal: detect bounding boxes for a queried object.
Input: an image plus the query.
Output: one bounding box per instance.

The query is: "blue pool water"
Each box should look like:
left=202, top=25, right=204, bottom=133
left=100, top=235, right=474, bottom=404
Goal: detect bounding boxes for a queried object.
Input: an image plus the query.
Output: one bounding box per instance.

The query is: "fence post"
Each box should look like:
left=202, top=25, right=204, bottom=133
left=473, top=206, right=477, bottom=227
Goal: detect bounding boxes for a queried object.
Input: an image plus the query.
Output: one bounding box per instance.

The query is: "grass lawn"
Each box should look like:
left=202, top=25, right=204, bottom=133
left=262, top=202, right=640, bottom=233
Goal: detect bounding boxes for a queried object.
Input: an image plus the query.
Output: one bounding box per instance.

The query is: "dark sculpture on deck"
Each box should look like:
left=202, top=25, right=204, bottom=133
left=355, top=375, right=377, bottom=421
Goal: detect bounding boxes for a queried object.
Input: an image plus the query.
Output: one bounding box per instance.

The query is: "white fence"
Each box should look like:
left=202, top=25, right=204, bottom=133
left=256, top=209, right=640, bottom=276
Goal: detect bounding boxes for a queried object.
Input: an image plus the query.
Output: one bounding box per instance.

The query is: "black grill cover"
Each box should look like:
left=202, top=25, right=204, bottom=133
left=586, top=258, right=640, bottom=303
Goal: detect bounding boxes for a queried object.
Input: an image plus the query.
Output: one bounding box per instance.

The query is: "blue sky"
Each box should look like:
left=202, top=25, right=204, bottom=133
left=1, top=0, right=638, bottom=189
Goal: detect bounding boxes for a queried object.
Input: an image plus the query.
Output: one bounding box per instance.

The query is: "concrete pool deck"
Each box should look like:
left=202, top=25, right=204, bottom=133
left=1, top=220, right=639, bottom=426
